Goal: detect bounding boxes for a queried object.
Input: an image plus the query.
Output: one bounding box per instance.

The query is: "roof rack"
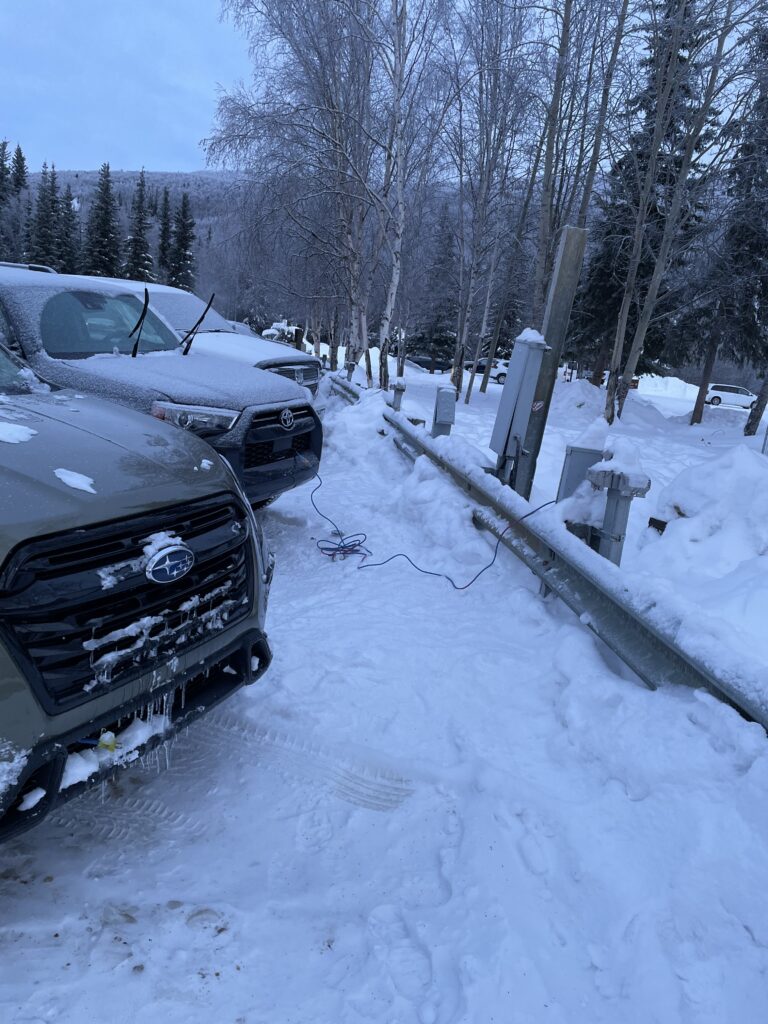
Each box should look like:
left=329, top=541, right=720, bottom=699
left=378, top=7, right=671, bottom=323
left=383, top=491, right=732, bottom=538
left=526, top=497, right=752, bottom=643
left=0, top=261, right=57, bottom=274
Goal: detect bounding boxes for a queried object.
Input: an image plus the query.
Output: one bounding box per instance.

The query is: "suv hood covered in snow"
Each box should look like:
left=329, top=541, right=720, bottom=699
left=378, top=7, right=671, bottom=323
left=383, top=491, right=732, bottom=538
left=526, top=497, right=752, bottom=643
left=57, top=349, right=310, bottom=408
left=191, top=331, right=321, bottom=370
left=0, top=390, right=234, bottom=554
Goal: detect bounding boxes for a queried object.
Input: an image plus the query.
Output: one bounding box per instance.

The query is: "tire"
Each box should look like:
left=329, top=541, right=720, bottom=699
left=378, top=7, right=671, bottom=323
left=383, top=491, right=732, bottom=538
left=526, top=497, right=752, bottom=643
left=496, top=373, right=507, bottom=385
left=709, top=395, right=721, bottom=406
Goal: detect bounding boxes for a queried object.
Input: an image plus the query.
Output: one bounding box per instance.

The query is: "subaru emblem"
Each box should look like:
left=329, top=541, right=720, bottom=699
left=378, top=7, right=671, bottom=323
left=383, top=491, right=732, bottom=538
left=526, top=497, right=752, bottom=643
left=280, top=408, right=295, bottom=430
left=145, top=544, right=196, bottom=584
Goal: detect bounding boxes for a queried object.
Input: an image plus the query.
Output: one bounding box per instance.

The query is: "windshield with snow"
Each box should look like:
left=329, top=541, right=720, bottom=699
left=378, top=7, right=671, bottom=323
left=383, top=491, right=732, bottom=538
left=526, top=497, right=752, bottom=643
left=0, top=347, right=40, bottom=393
left=149, top=290, right=234, bottom=334
left=40, top=291, right=181, bottom=359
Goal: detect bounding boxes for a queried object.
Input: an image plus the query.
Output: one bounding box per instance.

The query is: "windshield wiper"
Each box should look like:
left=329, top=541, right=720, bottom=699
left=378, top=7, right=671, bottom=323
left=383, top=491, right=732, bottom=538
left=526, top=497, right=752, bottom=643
left=128, top=287, right=150, bottom=358
left=180, top=293, right=215, bottom=355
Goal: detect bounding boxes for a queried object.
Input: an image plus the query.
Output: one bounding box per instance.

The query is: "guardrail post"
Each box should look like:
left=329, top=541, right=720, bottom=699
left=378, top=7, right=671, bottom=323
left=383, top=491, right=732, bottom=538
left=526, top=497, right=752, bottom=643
left=431, top=386, right=456, bottom=438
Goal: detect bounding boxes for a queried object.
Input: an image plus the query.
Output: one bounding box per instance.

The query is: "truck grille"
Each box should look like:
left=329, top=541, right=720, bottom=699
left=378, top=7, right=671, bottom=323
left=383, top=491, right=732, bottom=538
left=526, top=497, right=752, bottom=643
left=0, top=494, right=253, bottom=713
left=244, top=406, right=317, bottom=471
left=270, top=363, right=320, bottom=389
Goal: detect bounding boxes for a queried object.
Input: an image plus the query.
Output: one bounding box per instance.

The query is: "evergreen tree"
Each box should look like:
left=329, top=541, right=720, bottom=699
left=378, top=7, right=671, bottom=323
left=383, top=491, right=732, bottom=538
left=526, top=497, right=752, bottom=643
left=167, top=192, right=195, bottom=291
left=0, top=141, right=10, bottom=209
left=124, top=169, right=154, bottom=281
left=575, top=0, right=716, bottom=382
left=29, top=163, right=61, bottom=267
left=157, top=186, right=172, bottom=281
left=21, top=195, right=33, bottom=260
left=11, top=145, right=27, bottom=194
left=58, top=184, right=80, bottom=274
left=726, top=29, right=768, bottom=433
left=84, top=162, right=121, bottom=277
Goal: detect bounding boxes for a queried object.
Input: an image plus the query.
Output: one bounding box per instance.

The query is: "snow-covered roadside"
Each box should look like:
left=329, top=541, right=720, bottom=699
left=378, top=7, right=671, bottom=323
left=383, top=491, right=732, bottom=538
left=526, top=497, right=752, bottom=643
left=3, top=391, right=768, bottom=1022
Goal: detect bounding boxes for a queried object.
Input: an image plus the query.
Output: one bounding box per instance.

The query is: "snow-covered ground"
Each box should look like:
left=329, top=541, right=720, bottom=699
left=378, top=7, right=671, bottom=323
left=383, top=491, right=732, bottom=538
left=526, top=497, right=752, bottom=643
left=3, top=370, right=768, bottom=1023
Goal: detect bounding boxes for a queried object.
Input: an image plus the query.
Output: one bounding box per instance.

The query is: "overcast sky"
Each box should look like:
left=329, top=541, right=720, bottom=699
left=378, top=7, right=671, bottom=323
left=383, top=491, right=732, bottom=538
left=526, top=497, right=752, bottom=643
left=0, top=1, right=253, bottom=172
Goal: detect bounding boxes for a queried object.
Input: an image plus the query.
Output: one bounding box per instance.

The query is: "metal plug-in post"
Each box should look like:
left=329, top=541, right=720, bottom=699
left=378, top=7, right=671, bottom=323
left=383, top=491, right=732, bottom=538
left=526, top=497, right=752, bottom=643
left=431, top=385, right=456, bottom=438
left=586, top=463, right=651, bottom=566
left=391, top=381, right=406, bottom=412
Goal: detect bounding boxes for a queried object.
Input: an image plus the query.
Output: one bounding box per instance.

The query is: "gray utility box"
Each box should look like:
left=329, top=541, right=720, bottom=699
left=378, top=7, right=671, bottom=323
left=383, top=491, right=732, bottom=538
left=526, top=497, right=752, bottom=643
left=557, top=445, right=604, bottom=501
left=490, top=330, right=548, bottom=485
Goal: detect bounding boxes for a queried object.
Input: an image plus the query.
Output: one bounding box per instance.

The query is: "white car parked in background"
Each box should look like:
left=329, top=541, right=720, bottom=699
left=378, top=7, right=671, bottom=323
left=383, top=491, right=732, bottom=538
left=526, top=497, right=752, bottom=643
left=706, top=383, right=757, bottom=409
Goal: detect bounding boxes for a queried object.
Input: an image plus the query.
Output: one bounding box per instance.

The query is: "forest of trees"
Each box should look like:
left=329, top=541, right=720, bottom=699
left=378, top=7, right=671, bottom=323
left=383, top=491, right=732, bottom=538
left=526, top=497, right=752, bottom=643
left=205, top=0, right=768, bottom=429
left=1, top=0, right=766, bottom=430
left=0, top=152, right=199, bottom=291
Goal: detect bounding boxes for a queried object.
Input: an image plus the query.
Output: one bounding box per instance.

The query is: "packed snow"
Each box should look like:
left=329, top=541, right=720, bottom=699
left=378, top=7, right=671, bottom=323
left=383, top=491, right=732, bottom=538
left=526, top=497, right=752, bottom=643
left=3, top=365, right=768, bottom=1023
left=54, top=468, right=97, bottom=493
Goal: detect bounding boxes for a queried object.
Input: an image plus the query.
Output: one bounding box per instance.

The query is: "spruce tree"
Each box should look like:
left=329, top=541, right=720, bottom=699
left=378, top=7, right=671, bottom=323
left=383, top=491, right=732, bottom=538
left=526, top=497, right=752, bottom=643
left=157, top=186, right=172, bottom=281
left=84, top=162, right=121, bottom=277
left=58, top=184, right=80, bottom=274
left=21, top=196, right=33, bottom=260
left=0, top=141, right=10, bottom=209
left=29, top=163, right=61, bottom=267
left=124, top=169, right=154, bottom=281
left=167, top=192, right=195, bottom=291
left=11, top=145, right=27, bottom=194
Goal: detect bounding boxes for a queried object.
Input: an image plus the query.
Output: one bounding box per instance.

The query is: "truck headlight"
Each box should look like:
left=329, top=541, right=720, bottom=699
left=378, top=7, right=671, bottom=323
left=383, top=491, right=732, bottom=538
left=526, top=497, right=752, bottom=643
left=151, top=402, right=240, bottom=436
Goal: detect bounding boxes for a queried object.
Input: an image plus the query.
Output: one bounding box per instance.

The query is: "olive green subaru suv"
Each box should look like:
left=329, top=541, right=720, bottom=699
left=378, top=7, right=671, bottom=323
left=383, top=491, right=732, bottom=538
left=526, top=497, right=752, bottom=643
left=0, top=345, right=273, bottom=841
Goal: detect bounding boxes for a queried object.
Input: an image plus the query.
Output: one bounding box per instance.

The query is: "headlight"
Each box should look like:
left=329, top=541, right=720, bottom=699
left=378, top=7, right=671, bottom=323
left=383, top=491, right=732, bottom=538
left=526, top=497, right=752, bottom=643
left=151, top=402, right=240, bottom=436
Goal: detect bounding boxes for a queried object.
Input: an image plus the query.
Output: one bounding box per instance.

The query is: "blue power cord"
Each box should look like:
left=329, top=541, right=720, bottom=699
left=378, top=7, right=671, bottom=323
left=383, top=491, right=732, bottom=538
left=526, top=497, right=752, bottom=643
left=309, top=473, right=556, bottom=591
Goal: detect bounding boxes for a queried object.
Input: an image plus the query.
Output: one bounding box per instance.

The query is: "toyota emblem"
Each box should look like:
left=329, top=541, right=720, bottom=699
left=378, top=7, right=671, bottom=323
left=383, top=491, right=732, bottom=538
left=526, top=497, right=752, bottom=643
left=280, top=408, right=295, bottom=430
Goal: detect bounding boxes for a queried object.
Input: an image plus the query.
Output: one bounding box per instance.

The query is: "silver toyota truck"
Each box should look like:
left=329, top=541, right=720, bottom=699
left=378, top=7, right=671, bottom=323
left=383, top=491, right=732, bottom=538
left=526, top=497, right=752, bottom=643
left=0, top=345, right=273, bottom=840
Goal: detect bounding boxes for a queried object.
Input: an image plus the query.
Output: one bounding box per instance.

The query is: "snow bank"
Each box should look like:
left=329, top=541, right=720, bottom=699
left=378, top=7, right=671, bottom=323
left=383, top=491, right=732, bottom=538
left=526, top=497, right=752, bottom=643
left=637, top=446, right=768, bottom=665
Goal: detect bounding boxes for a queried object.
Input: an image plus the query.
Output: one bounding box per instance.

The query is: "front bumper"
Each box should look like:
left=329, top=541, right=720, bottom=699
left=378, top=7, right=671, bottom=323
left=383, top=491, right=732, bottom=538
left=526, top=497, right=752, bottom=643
left=0, top=629, right=272, bottom=842
left=214, top=403, right=323, bottom=505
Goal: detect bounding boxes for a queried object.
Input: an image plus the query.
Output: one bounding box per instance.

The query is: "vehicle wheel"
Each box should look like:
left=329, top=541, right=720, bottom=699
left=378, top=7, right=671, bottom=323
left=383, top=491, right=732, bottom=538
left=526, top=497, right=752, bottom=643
left=710, top=395, right=721, bottom=406
left=496, top=372, right=507, bottom=385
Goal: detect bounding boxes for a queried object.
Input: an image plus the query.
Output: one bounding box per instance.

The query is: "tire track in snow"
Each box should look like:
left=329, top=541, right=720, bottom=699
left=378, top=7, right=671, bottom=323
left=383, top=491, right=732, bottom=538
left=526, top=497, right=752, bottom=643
left=172, top=709, right=415, bottom=812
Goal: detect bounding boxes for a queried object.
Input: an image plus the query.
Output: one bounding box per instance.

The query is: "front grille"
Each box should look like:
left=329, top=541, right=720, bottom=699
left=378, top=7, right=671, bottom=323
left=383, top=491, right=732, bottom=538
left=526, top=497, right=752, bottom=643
left=270, top=363, right=321, bottom=390
left=244, top=406, right=317, bottom=472
left=244, top=432, right=312, bottom=469
left=0, top=494, right=253, bottom=712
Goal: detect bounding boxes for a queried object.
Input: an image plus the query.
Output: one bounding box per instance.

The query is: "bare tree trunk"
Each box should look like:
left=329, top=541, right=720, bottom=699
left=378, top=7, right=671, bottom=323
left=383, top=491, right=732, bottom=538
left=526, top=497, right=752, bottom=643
left=690, top=334, right=719, bottom=425
left=576, top=0, right=631, bottom=229
left=465, top=235, right=499, bottom=403
left=589, top=335, right=612, bottom=387
left=531, top=0, right=573, bottom=326
left=745, top=379, right=768, bottom=436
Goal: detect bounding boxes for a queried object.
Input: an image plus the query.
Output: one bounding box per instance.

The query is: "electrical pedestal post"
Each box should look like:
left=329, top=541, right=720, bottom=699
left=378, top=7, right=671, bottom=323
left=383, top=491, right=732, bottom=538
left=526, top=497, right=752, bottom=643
left=514, top=225, right=588, bottom=500
left=489, top=330, right=548, bottom=486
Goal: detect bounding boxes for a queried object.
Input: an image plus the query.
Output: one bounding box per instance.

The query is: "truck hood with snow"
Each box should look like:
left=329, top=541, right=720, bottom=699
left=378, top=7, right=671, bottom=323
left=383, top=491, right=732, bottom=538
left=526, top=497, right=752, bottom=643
left=0, top=390, right=234, bottom=554
left=57, top=348, right=311, bottom=408
left=191, top=331, right=320, bottom=370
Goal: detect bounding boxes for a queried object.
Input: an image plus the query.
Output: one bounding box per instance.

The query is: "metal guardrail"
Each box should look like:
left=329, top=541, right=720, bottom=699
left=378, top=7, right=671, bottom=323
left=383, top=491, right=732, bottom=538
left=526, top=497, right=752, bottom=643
left=381, top=408, right=768, bottom=730
left=328, top=374, right=364, bottom=404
